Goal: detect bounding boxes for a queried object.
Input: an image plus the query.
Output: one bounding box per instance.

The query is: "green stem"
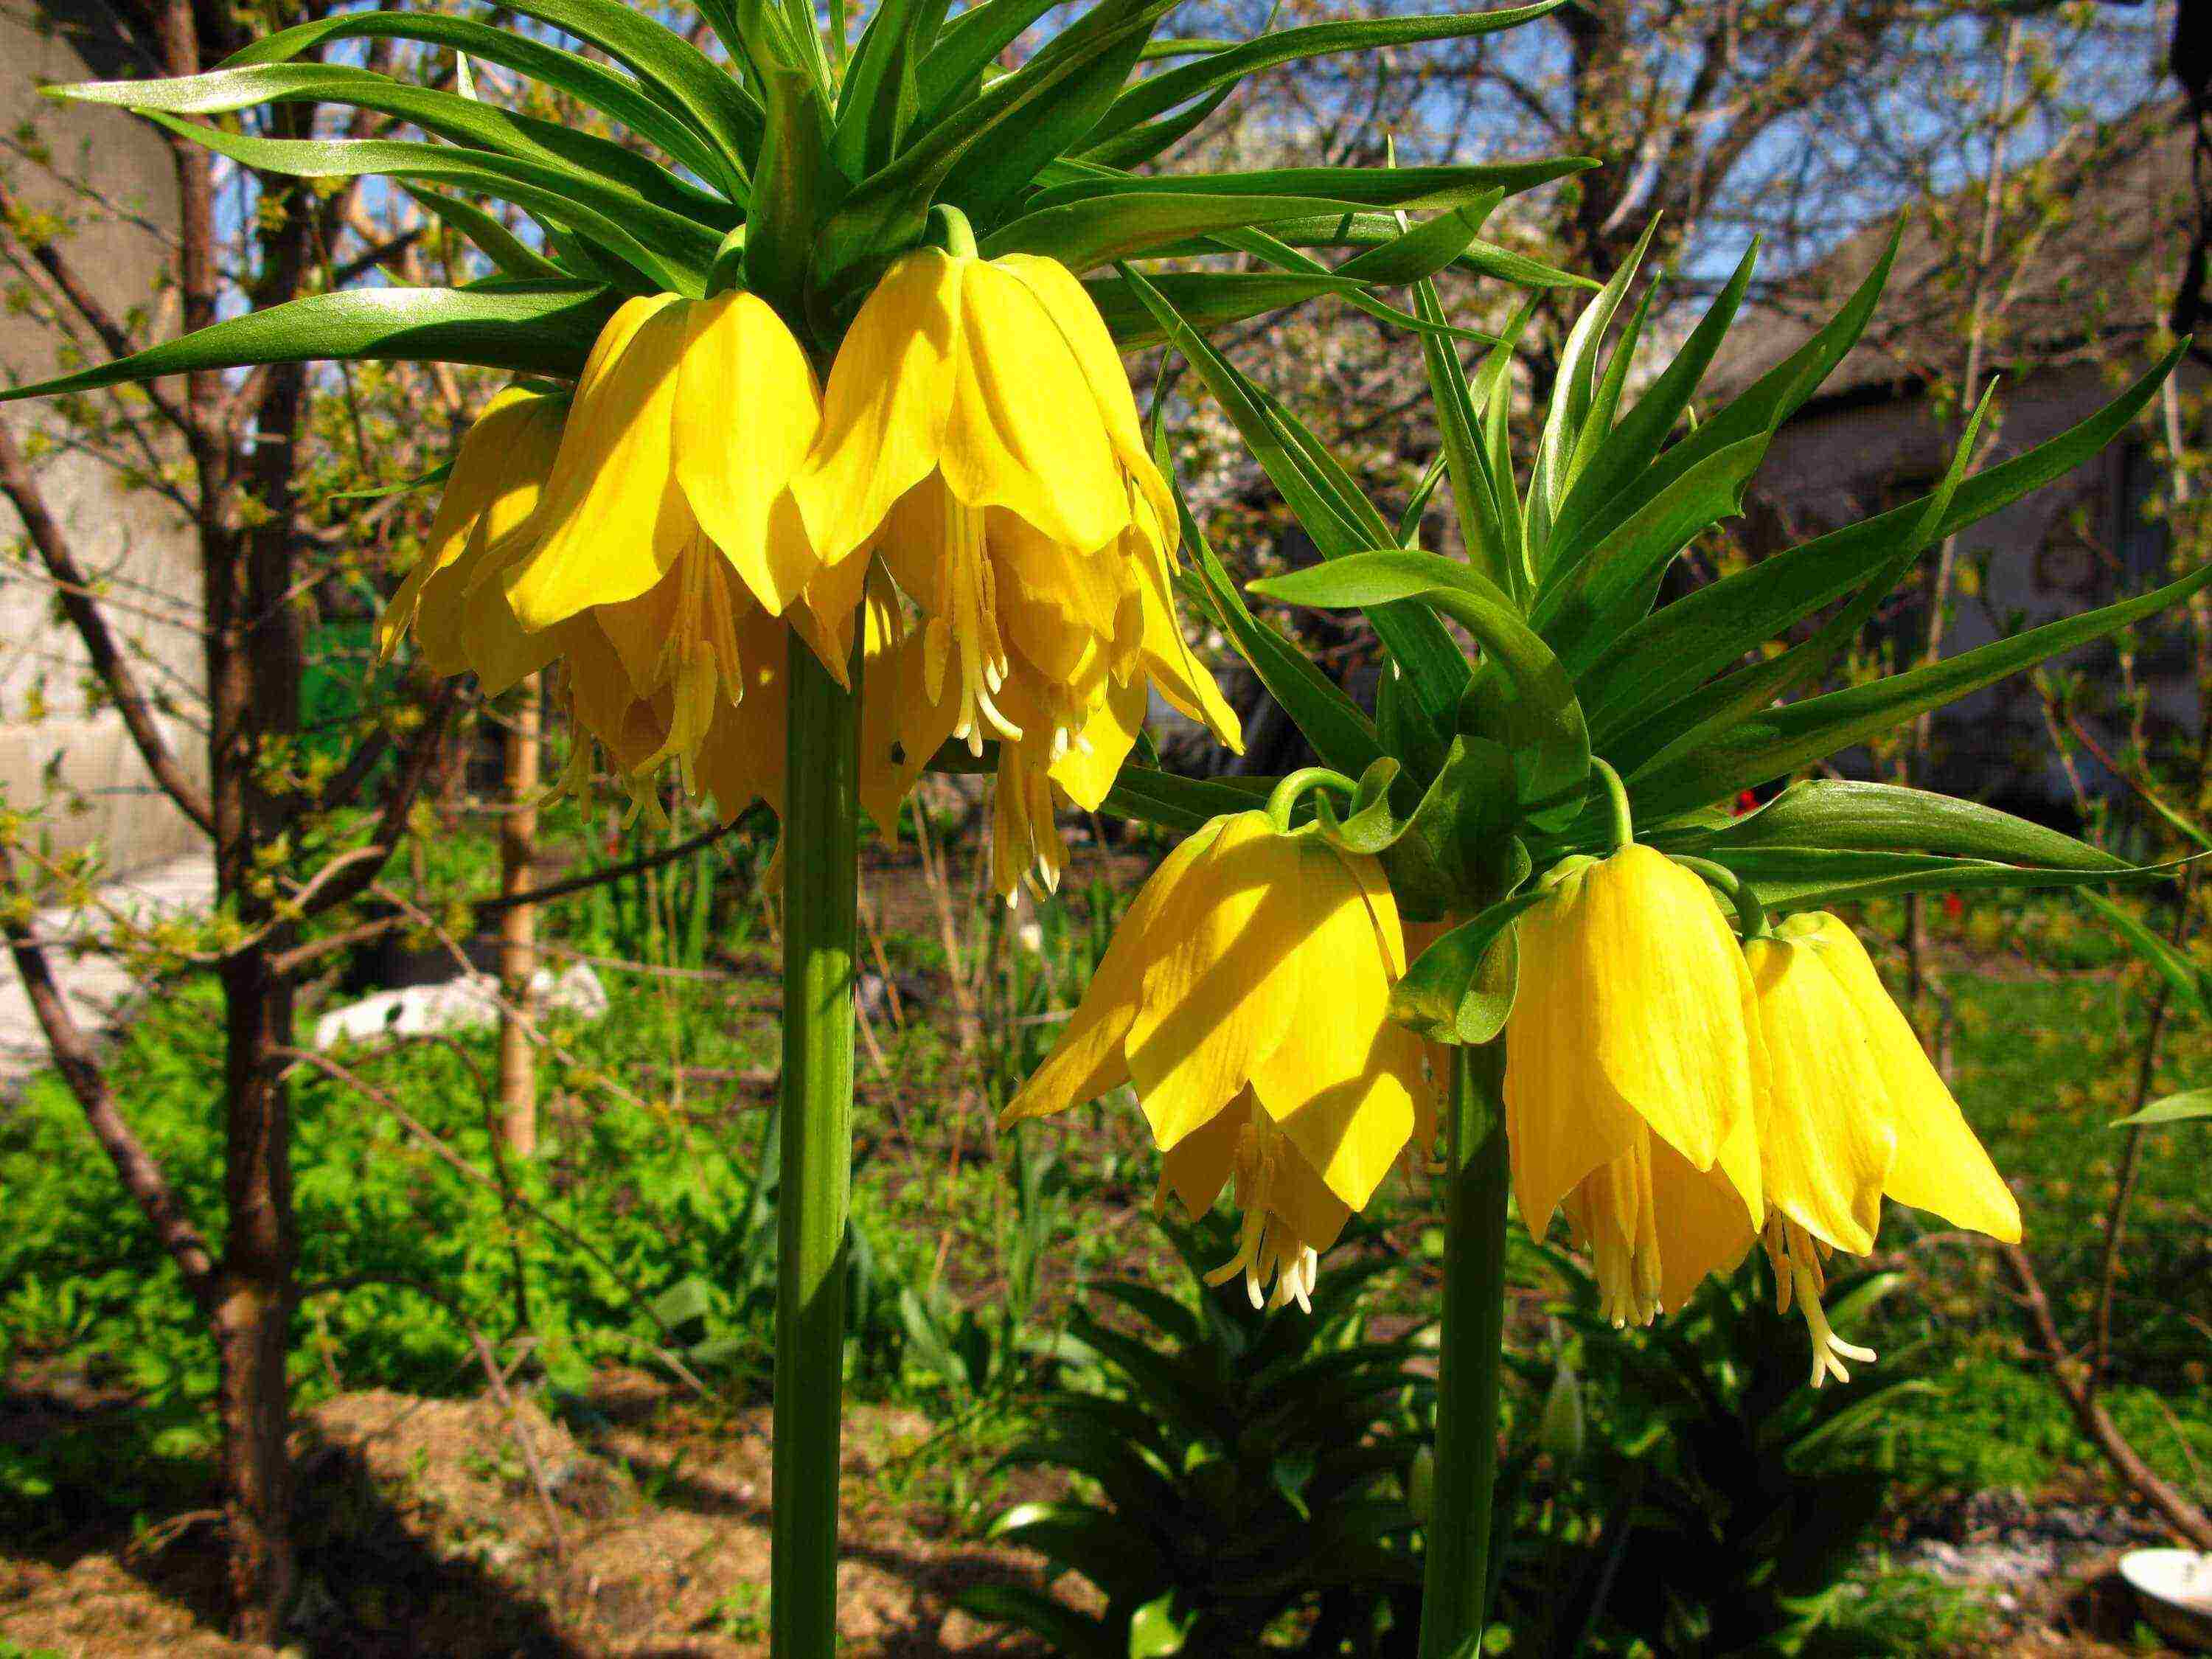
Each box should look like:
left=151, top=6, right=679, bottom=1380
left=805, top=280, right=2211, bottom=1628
left=1672, top=854, right=1770, bottom=939
left=1419, top=1039, right=1510, bottom=1659
left=1590, top=756, right=1633, bottom=852
left=1265, top=765, right=1358, bottom=832
left=771, top=635, right=860, bottom=1658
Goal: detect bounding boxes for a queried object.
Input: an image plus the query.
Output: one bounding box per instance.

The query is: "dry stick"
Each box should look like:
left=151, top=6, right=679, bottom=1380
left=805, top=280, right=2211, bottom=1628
left=498, top=675, right=543, bottom=1158
left=0, top=845, right=218, bottom=1314
left=1905, top=14, right=2023, bottom=1048
left=467, top=1326, right=571, bottom=1571
left=2002, top=1242, right=2212, bottom=1548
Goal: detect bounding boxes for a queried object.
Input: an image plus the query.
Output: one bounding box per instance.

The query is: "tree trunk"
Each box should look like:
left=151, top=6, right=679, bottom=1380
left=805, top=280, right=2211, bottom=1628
left=498, top=677, right=543, bottom=1156
left=215, top=949, right=298, bottom=1640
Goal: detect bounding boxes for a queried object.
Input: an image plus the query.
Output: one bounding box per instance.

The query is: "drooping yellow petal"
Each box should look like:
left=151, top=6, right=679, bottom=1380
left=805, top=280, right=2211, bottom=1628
left=1745, top=936, right=1895, bottom=1255
left=1648, top=1133, right=1760, bottom=1312
left=1248, top=838, right=1419, bottom=1210
left=793, top=251, right=962, bottom=566
left=1001, top=818, right=1225, bottom=1127
left=672, top=291, right=824, bottom=616
left=941, top=257, right=1130, bottom=555
left=1046, top=675, right=1147, bottom=813
left=1790, top=913, right=2022, bottom=1242
left=1123, top=814, right=1307, bottom=1150
left=1133, top=524, right=1242, bottom=749
left=505, top=296, right=696, bottom=629
left=1156, top=1095, right=1243, bottom=1220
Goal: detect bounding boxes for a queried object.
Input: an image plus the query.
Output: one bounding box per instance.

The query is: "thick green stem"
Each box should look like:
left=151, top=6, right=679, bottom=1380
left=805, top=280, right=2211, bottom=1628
left=1419, top=1040, right=1510, bottom=1659
left=771, top=636, right=860, bottom=1658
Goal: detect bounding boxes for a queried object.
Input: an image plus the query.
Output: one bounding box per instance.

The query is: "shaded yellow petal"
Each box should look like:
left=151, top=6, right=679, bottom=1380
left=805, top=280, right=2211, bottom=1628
left=858, top=582, right=961, bottom=837
left=795, top=251, right=961, bottom=566
left=941, top=257, right=1127, bottom=553
left=1046, top=675, right=1146, bottom=813
left=1794, top=913, right=2023, bottom=1242
left=1264, top=1134, right=1354, bottom=1257
left=673, top=291, right=822, bottom=615
left=1124, top=813, right=1304, bottom=1150
left=1133, top=518, right=1242, bottom=750
left=1648, top=1132, right=1759, bottom=1312
left=1745, top=936, right=1894, bottom=1256
left=692, top=605, right=788, bottom=823
left=505, top=296, right=695, bottom=629
left=1156, top=1093, right=1242, bottom=1220
left=1002, top=819, right=1225, bottom=1127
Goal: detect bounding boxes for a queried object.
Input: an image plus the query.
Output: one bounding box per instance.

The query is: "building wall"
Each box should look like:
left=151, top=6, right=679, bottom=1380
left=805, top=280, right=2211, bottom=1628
left=0, top=0, right=206, bottom=874
left=1739, top=357, right=2205, bottom=814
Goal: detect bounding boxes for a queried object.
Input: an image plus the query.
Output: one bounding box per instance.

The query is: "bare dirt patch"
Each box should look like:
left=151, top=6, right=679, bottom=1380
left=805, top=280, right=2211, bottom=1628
left=0, top=1375, right=1058, bottom=1658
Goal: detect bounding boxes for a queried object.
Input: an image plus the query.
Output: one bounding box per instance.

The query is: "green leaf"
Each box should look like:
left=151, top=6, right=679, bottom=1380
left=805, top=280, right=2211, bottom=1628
left=1086, top=270, right=1360, bottom=344
left=1579, top=346, right=2185, bottom=748
left=1547, top=241, right=1757, bottom=564
left=141, top=114, right=717, bottom=295
left=1391, top=891, right=1541, bottom=1043
left=2110, top=1090, right=2212, bottom=1130
left=916, top=0, right=1062, bottom=113
left=985, top=192, right=1371, bottom=272
left=404, top=187, right=568, bottom=282
left=1414, top=277, right=1528, bottom=602
left=0, top=282, right=618, bottom=404
left=1527, top=218, right=1658, bottom=571
left=1603, top=387, right=1990, bottom=774
left=60, top=63, right=735, bottom=229
left=1129, top=1593, right=1192, bottom=1657
left=223, top=9, right=740, bottom=194
left=2079, top=891, right=2208, bottom=1016
left=1093, top=1, right=1565, bottom=135
left=951, top=1584, right=1122, bottom=1659
left=1026, top=161, right=1574, bottom=215
left=1660, top=781, right=2128, bottom=873
left=1101, top=767, right=1273, bottom=834
left=817, top=0, right=1166, bottom=297
left=1253, top=551, right=1589, bottom=830
left=833, top=0, right=933, bottom=176
left=1077, top=83, right=1234, bottom=170
left=1121, top=266, right=1470, bottom=731
left=1630, top=554, right=2212, bottom=818
left=1684, top=848, right=2182, bottom=914
left=1531, top=434, right=1770, bottom=677
left=1571, top=226, right=1900, bottom=568
left=987, top=1500, right=1171, bottom=1610
left=1172, top=493, right=1387, bottom=781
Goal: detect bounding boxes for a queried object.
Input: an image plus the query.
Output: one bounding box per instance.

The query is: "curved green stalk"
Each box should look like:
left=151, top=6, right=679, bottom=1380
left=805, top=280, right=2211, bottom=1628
left=1419, top=1039, right=1510, bottom=1659
left=771, top=636, right=860, bottom=1658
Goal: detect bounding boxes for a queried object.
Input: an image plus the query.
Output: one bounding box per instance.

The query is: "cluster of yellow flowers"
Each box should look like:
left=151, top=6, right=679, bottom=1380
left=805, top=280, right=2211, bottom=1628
left=380, top=249, right=1240, bottom=896
left=1010, top=834, right=2020, bottom=1385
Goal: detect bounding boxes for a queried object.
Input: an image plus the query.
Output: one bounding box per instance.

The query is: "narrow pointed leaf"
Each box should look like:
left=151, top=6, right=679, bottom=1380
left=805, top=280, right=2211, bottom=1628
left=1658, top=780, right=2128, bottom=871
left=2111, top=1091, right=2212, bottom=1130
left=0, top=282, right=618, bottom=403
left=2080, top=891, right=2208, bottom=1015
left=1528, top=218, right=1656, bottom=568
left=223, top=9, right=738, bottom=192
left=404, top=187, right=568, bottom=281
left=1025, top=162, right=1577, bottom=214
left=1631, top=555, right=2212, bottom=818
left=984, top=192, right=1370, bottom=271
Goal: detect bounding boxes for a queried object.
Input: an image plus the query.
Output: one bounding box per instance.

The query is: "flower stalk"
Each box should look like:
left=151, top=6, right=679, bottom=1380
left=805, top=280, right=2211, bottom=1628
left=771, top=633, right=862, bottom=1658
left=1420, top=1039, right=1511, bottom=1659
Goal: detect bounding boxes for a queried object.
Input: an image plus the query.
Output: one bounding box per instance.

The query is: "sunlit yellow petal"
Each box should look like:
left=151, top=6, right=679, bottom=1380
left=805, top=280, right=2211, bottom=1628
left=941, top=257, right=1127, bottom=553
left=1745, top=936, right=1894, bottom=1255
left=1123, top=814, right=1304, bottom=1150
left=1792, top=913, right=2022, bottom=1242
left=505, top=296, right=695, bottom=629
left=794, top=251, right=962, bottom=566
left=1046, top=675, right=1146, bottom=812
left=672, top=291, right=822, bottom=616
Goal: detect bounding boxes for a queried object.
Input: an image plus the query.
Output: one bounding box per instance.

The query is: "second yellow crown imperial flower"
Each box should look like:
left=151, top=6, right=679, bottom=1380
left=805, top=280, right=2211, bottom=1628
left=1744, top=911, right=2021, bottom=1385
left=1504, top=844, right=1767, bottom=1328
left=1001, top=811, right=1429, bottom=1309
left=794, top=248, right=1241, bottom=895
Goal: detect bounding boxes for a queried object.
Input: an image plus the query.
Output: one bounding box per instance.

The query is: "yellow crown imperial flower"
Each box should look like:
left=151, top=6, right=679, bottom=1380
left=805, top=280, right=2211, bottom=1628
left=1001, top=811, right=1429, bottom=1307
left=1504, top=845, right=1767, bottom=1327
left=794, top=248, right=1240, bottom=895
left=1743, top=911, right=2022, bottom=1386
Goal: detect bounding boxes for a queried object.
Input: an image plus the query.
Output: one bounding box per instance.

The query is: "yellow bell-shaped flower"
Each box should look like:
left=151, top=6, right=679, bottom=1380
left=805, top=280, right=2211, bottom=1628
left=1743, top=911, right=2021, bottom=1385
left=498, top=291, right=830, bottom=634
left=795, top=249, right=1241, bottom=894
left=1503, top=845, right=1767, bottom=1324
left=1001, top=811, right=1429, bottom=1307
left=377, top=387, right=571, bottom=695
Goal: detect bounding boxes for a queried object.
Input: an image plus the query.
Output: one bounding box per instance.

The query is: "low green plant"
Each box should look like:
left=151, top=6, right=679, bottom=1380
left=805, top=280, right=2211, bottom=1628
left=1495, top=1256, right=1936, bottom=1658
left=959, top=1217, right=1430, bottom=1657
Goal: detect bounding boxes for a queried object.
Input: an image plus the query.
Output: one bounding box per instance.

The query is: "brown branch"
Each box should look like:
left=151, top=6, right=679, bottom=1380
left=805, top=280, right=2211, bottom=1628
left=0, top=844, right=218, bottom=1312
left=0, top=175, right=187, bottom=434
left=2002, top=1242, right=2212, bottom=1548
left=295, top=679, right=457, bottom=919
left=0, top=420, right=216, bottom=835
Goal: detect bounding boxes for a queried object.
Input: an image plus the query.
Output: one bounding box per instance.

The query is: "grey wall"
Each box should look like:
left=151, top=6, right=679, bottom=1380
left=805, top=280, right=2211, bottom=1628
left=0, top=0, right=206, bottom=874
